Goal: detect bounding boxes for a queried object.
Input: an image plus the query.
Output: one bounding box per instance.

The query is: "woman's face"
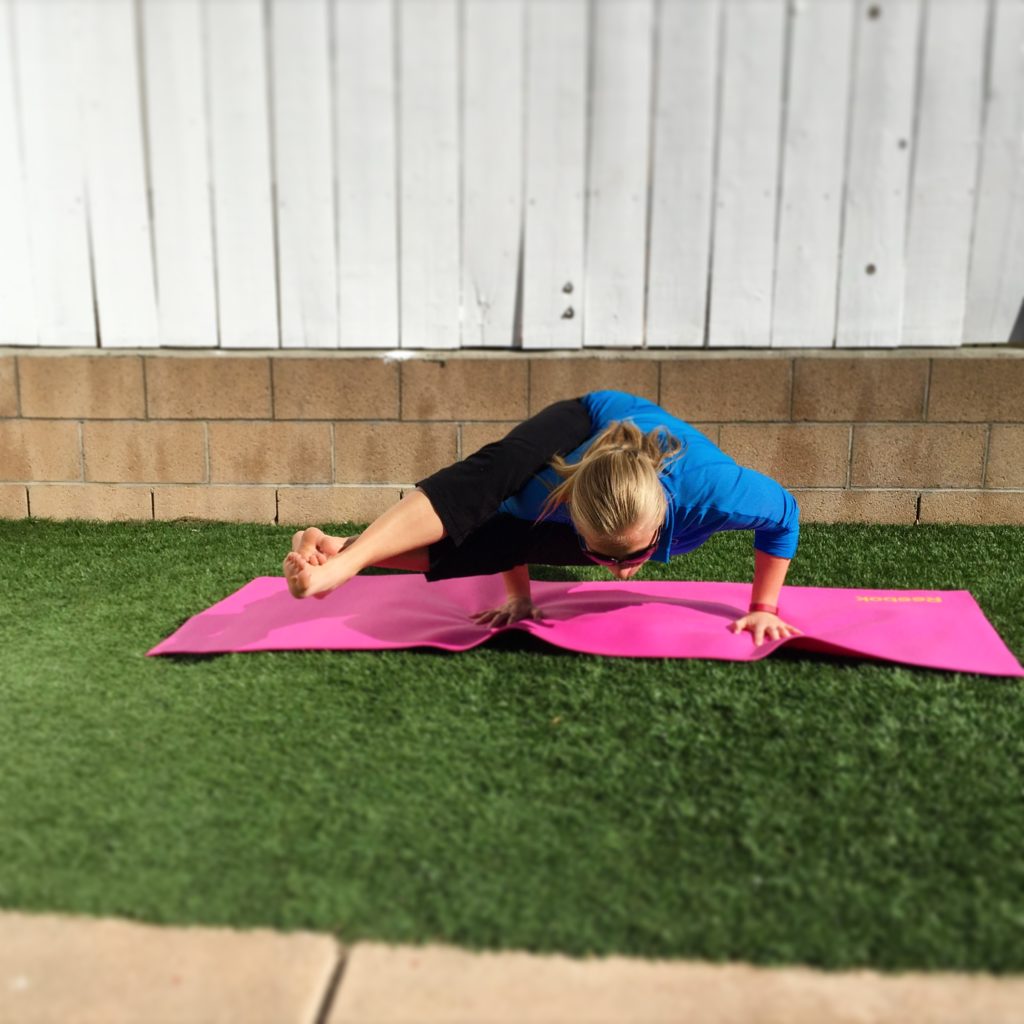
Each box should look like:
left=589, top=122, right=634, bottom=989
left=577, top=517, right=662, bottom=580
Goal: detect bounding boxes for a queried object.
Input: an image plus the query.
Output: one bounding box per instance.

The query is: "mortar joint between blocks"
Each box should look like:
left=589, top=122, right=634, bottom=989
left=13, top=355, right=22, bottom=417
left=981, top=422, right=992, bottom=488
left=141, top=356, right=150, bottom=420
left=313, top=951, right=349, bottom=1024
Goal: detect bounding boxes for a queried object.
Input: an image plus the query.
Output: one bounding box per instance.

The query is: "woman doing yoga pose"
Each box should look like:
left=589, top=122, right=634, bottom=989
left=282, top=390, right=802, bottom=647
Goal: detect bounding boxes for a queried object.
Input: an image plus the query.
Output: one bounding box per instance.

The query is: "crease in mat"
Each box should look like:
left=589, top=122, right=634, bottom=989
left=147, top=575, right=1024, bottom=678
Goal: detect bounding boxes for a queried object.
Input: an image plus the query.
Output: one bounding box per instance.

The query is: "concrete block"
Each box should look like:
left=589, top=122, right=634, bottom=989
left=691, top=423, right=721, bottom=446
left=18, top=354, right=145, bottom=419
left=154, top=486, right=278, bottom=523
left=209, top=422, right=331, bottom=484
left=0, top=421, right=81, bottom=481
left=919, top=490, right=1024, bottom=525
left=0, top=356, right=17, bottom=416
left=0, top=484, right=28, bottom=518
left=719, top=424, right=849, bottom=487
left=83, top=421, right=206, bottom=483
left=528, top=358, right=658, bottom=414
left=401, top=359, right=528, bottom=420
left=273, top=357, right=399, bottom=420
left=277, top=486, right=402, bottom=527
left=985, top=425, right=1024, bottom=488
left=328, top=941, right=1024, bottom=1024
left=335, top=422, right=457, bottom=483
left=146, top=356, right=272, bottom=419
left=928, top=356, right=1024, bottom=422
left=852, top=425, right=986, bottom=488
left=0, top=910, right=339, bottom=1024
left=791, top=489, right=918, bottom=525
left=792, top=357, right=927, bottom=421
left=661, top=358, right=790, bottom=422
left=29, top=484, right=151, bottom=521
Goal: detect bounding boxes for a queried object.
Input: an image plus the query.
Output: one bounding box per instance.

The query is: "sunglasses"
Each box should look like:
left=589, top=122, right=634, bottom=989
left=578, top=525, right=661, bottom=568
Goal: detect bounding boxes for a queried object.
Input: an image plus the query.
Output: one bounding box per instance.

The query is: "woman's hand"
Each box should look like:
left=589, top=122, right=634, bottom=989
left=471, top=596, right=544, bottom=628
left=730, top=611, right=802, bottom=647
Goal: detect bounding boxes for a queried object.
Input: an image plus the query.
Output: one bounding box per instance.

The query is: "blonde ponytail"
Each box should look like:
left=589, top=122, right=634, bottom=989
left=539, top=420, right=684, bottom=540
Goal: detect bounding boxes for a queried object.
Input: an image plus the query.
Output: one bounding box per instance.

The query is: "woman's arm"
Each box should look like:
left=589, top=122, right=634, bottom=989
left=471, top=563, right=540, bottom=627
left=730, top=549, right=802, bottom=647
left=750, top=549, right=790, bottom=609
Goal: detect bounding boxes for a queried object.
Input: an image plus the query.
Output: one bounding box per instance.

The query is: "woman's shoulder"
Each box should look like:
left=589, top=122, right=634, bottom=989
left=582, top=389, right=665, bottom=423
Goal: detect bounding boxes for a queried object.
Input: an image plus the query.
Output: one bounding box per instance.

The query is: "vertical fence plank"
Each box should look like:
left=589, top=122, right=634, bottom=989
left=707, top=0, right=786, bottom=348
left=964, top=0, right=1024, bottom=344
left=142, top=0, right=217, bottom=347
left=902, top=0, right=988, bottom=346
left=271, top=0, right=337, bottom=349
left=399, top=0, right=460, bottom=349
left=462, top=0, right=523, bottom=348
left=771, top=0, right=855, bottom=348
left=206, top=0, right=278, bottom=348
left=0, top=0, right=37, bottom=345
left=12, top=0, right=94, bottom=346
left=82, top=0, right=158, bottom=348
left=646, top=0, right=718, bottom=349
left=335, top=0, right=398, bottom=349
left=521, top=0, right=587, bottom=350
left=836, top=0, right=921, bottom=348
left=584, top=0, right=654, bottom=348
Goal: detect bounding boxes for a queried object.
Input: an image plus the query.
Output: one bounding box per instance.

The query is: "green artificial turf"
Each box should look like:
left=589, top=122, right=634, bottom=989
left=1, top=519, right=1022, bottom=972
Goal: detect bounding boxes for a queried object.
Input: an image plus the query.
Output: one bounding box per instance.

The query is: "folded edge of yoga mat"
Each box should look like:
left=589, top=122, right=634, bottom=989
left=147, top=575, right=1024, bottom=678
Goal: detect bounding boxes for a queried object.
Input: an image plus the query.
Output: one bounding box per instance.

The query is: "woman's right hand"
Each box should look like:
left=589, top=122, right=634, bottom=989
left=471, top=596, right=544, bottom=628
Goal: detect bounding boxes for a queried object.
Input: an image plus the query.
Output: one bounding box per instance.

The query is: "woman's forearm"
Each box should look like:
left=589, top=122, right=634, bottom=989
left=502, top=564, right=532, bottom=600
left=751, top=550, right=791, bottom=608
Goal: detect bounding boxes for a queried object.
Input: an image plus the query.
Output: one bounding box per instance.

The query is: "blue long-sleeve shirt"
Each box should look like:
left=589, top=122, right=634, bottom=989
left=496, top=390, right=800, bottom=561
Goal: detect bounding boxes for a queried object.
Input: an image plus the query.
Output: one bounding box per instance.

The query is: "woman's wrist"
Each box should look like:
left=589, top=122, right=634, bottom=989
left=749, top=601, right=778, bottom=615
left=502, top=565, right=532, bottom=601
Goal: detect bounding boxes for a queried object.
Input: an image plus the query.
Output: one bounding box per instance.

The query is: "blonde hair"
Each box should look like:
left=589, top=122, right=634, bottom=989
left=539, top=420, right=684, bottom=543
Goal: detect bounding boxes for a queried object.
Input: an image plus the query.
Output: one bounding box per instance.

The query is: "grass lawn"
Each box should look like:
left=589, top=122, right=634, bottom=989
left=1, top=519, right=1022, bottom=972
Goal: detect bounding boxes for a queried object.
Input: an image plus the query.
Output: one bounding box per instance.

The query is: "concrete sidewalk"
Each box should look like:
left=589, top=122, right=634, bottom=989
left=2, top=911, right=1023, bottom=1024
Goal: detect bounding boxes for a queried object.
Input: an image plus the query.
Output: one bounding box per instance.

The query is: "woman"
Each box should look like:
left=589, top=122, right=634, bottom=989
left=283, top=390, right=802, bottom=647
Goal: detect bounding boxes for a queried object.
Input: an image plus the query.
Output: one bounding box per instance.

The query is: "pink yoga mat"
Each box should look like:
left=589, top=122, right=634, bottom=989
left=148, top=575, right=1023, bottom=677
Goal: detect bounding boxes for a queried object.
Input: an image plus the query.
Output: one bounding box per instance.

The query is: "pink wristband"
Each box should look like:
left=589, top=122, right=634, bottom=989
left=749, top=602, right=778, bottom=615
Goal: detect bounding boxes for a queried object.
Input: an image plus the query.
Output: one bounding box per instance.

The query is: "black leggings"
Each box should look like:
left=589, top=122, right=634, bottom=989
left=413, top=397, right=595, bottom=580
left=422, top=513, right=594, bottom=581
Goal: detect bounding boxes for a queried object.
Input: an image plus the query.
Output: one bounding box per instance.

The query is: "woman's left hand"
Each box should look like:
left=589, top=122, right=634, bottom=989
left=730, top=611, right=802, bottom=647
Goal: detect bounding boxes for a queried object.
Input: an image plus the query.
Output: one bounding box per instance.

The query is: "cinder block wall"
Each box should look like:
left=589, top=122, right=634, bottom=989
left=1, top=348, right=1022, bottom=526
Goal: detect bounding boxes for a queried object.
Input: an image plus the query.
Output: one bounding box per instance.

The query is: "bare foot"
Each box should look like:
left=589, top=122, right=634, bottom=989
left=290, top=527, right=352, bottom=566
left=283, top=551, right=342, bottom=600
left=283, top=551, right=316, bottom=597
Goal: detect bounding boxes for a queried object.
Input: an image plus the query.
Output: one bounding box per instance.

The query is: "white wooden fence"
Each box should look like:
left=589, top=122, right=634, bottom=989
left=0, top=0, right=1022, bottom=350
